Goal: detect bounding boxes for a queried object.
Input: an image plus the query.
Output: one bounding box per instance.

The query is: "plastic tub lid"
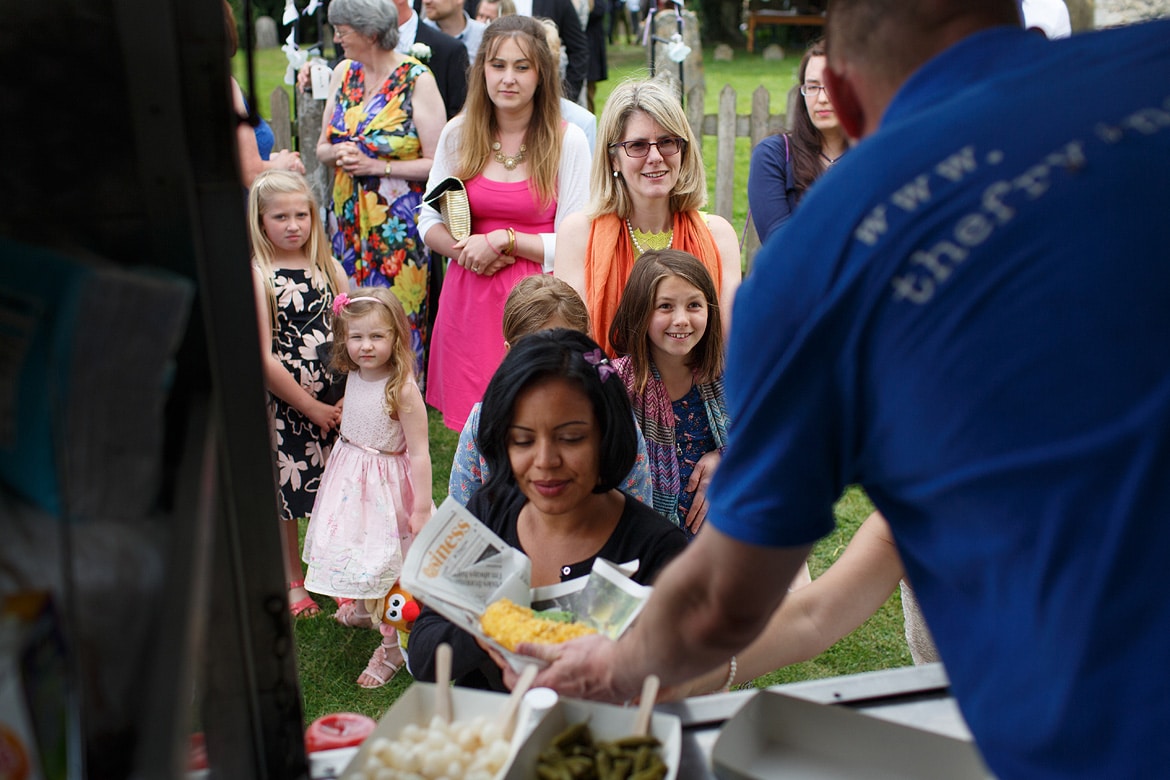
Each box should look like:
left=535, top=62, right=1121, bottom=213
left=305, top=712, right=378, bottom=753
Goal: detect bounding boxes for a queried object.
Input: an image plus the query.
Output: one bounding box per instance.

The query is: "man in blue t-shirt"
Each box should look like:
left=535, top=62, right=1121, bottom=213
left=521, top=3, right=1170, bottom=778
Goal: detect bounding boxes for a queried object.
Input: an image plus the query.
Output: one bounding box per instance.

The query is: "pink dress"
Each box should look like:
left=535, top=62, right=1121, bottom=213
left=302, top=372, right=417, bottom=600
left=426, top=175, right=557, bottom=430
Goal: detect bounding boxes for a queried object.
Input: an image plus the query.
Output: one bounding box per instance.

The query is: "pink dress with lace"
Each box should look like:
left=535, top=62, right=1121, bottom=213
left=425, top=175, right=557, bottom=431
left=302, top=371, right=417, bottom=600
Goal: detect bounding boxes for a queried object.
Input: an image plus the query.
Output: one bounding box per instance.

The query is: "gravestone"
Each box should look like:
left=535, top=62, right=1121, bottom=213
left=297, top=92, right=330, bottom=210
left=1096, top=0, right=1170, bottom=26
left=713, top=43, right=734, bottom=62
left=646, top=7, right=705, bottom=104
left=762, top=43, right=785, bottom=61
left=255, top=15, right=278, bottom=49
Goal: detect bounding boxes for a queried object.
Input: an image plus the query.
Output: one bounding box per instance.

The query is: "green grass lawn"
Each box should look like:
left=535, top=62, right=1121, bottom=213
left=240, top=40, right=912, bottom=723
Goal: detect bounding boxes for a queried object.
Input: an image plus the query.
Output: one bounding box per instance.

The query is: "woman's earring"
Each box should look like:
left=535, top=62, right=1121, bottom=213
left=612, top=170, right=620, bottom=178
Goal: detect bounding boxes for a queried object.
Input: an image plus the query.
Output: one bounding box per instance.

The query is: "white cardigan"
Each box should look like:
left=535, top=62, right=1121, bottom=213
left=418, top=117, right=591, bottom=272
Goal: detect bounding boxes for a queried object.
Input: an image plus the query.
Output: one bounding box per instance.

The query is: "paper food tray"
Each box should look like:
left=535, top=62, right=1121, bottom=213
left=711, top=690, right=992, bottom=779
left=339, top=683, right=521, bottom=779
left=503, top=696, right=682, bottom=780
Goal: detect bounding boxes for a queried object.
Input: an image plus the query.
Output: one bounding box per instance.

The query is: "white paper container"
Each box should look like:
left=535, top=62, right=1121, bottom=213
left=309, top=746, right=360, bottom=779
left=338, top=683, right=521, bottom=779
left=711, top=690, right=992, bottom=779
left=502, top=696, right=682, bottom=780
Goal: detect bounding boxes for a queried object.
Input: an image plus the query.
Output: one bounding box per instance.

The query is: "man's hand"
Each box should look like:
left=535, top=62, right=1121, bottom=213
left=517, top=634, right=636, bottom=703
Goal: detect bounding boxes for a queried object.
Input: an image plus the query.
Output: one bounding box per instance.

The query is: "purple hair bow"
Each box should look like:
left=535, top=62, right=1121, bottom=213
left=584, top=348, right=617, bottom=382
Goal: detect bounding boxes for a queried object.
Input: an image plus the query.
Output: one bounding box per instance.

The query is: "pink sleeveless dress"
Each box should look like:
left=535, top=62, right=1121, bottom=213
left=426, top=175, right=557, bottom=430
left=302, top=372, right=417, bottom=600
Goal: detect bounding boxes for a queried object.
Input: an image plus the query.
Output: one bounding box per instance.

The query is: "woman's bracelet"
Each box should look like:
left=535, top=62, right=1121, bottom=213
left=384, top=160, right=392, bottom=176
left=488, top=231, right=507, bottom=257
left=505, top=227, right=516, bottom=256
left=720, top=656, right=737, bottom=691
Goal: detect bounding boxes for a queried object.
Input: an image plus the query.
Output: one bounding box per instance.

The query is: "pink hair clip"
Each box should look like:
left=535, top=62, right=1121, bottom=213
left=583, top=348, right=617, bottom=382
left=332, top=293, right=385, bottom=316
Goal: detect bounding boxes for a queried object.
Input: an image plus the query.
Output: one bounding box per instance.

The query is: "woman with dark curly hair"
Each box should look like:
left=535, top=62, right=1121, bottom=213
left=747, top=37, right=850, bottom=244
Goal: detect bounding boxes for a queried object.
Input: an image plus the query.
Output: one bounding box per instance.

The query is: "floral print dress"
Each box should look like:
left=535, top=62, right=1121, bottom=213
left=268, top=267, right=336, bottom=521
left=326, top=57, right=431, bottom=377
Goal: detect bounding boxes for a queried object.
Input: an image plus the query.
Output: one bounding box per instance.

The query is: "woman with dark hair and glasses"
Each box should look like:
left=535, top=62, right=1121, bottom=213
left=554, top=79, right=742, bottom=357
left=408, top=328, right=687, bottom=690
left=747, top=37, right=850, bottom=244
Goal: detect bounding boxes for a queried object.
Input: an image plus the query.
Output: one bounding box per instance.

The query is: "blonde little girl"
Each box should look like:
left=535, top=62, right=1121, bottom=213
left=249, top=169, right=349, bottom=618
left=302, top=288, right=433, bottom=688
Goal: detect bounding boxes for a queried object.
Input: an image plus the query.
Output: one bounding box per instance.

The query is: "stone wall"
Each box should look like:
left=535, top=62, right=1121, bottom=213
left=1096, top=0, right=1170, bottom=26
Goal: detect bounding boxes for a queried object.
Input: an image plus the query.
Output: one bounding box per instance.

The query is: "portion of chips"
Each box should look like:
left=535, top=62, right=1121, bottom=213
left=480, top=598, right=597, bottom=651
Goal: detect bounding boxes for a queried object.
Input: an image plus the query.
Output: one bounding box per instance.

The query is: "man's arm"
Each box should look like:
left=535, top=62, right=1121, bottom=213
left=442, top=40, right=470, bottom=117
left=417, top=26, right=469, bottom=118
left=554, top=0, right=588, bottom=99
left=524, top=525, right=811, bottom=701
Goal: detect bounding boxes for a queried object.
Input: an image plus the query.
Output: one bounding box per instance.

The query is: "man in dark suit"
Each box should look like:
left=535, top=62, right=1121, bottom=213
left=462, top=0, right=588, bottom=99
left=394, top=0, right=469, bottom=118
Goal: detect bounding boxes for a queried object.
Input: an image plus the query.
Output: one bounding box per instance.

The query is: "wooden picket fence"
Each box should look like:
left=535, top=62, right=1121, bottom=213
left=268, top=81, right=795, bottom=266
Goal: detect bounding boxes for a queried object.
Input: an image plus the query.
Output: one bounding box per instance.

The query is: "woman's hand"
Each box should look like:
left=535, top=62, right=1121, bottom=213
left=454, top=232, right=515, bottom=276
left=683, top=450, right=722, bottom=534
left=332, top=141, right=363, bottom=173
left=477, top=636, right=510, bottom=673
left=269, top=148, right=305, bottom=174
left=345, top=152, right=389, bottom=178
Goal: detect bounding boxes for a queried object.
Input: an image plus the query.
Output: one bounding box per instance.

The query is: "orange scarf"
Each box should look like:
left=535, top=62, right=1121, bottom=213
left=585, top=211, right=723, bottom=356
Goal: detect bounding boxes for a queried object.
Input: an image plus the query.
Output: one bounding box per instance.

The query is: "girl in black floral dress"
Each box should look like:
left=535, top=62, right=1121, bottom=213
left=249, top=170, right=350, bottom=617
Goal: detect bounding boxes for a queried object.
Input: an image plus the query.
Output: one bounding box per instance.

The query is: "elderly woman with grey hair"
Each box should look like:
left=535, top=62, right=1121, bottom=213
left=316, top=0, right=446, bottom=381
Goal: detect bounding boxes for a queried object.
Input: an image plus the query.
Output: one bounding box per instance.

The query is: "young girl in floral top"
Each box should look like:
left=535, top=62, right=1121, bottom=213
left=608, top=250, right=729, bottom=539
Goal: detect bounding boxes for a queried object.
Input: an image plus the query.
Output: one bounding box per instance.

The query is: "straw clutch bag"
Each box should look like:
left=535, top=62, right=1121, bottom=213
left=422, top=176, right=470, bottom=241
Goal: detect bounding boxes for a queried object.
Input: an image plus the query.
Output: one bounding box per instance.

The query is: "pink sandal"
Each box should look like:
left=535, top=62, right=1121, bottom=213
left=334, top=600, right=374, bottom=629
left=357, top=643, right=404, bottom=689
left=288, top=580, right=320, bottom=618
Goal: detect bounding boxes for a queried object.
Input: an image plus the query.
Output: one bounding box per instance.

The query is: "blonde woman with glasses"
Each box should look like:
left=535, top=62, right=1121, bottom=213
left=554, top=79, right=741, bottom=357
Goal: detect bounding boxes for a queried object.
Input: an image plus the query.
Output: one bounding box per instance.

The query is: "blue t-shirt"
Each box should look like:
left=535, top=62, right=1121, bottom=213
left=243, top=96, right=275, bottom=161
left=710, top=21, right=1170, bottom=780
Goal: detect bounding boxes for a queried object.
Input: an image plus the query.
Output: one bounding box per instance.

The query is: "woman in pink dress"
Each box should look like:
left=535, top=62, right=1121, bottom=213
left=419, top=15, right=591, bottom=431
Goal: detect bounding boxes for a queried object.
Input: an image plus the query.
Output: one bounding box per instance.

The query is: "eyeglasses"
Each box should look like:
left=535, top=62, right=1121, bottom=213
left=800, top=83, right=829, bottom=97
left=609, top=137, right=687, bottom=158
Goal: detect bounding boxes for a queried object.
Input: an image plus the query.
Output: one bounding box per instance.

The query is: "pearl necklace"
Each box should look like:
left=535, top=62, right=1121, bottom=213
left=492, top=141, right=527, bottom=170
left=626, top=218, right=673, bottom=256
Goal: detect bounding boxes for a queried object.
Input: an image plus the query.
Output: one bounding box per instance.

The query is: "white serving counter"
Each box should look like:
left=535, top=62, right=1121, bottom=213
left=656, top=663, right=984, bottom=779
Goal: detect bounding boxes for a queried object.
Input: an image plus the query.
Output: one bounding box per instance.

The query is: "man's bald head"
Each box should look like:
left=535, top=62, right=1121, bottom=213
left=824, top=0, right=1020, bottom=137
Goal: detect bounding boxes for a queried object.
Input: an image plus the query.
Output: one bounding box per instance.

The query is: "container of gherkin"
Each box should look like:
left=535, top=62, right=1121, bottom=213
left=503, top=694, right=682, bottom=780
